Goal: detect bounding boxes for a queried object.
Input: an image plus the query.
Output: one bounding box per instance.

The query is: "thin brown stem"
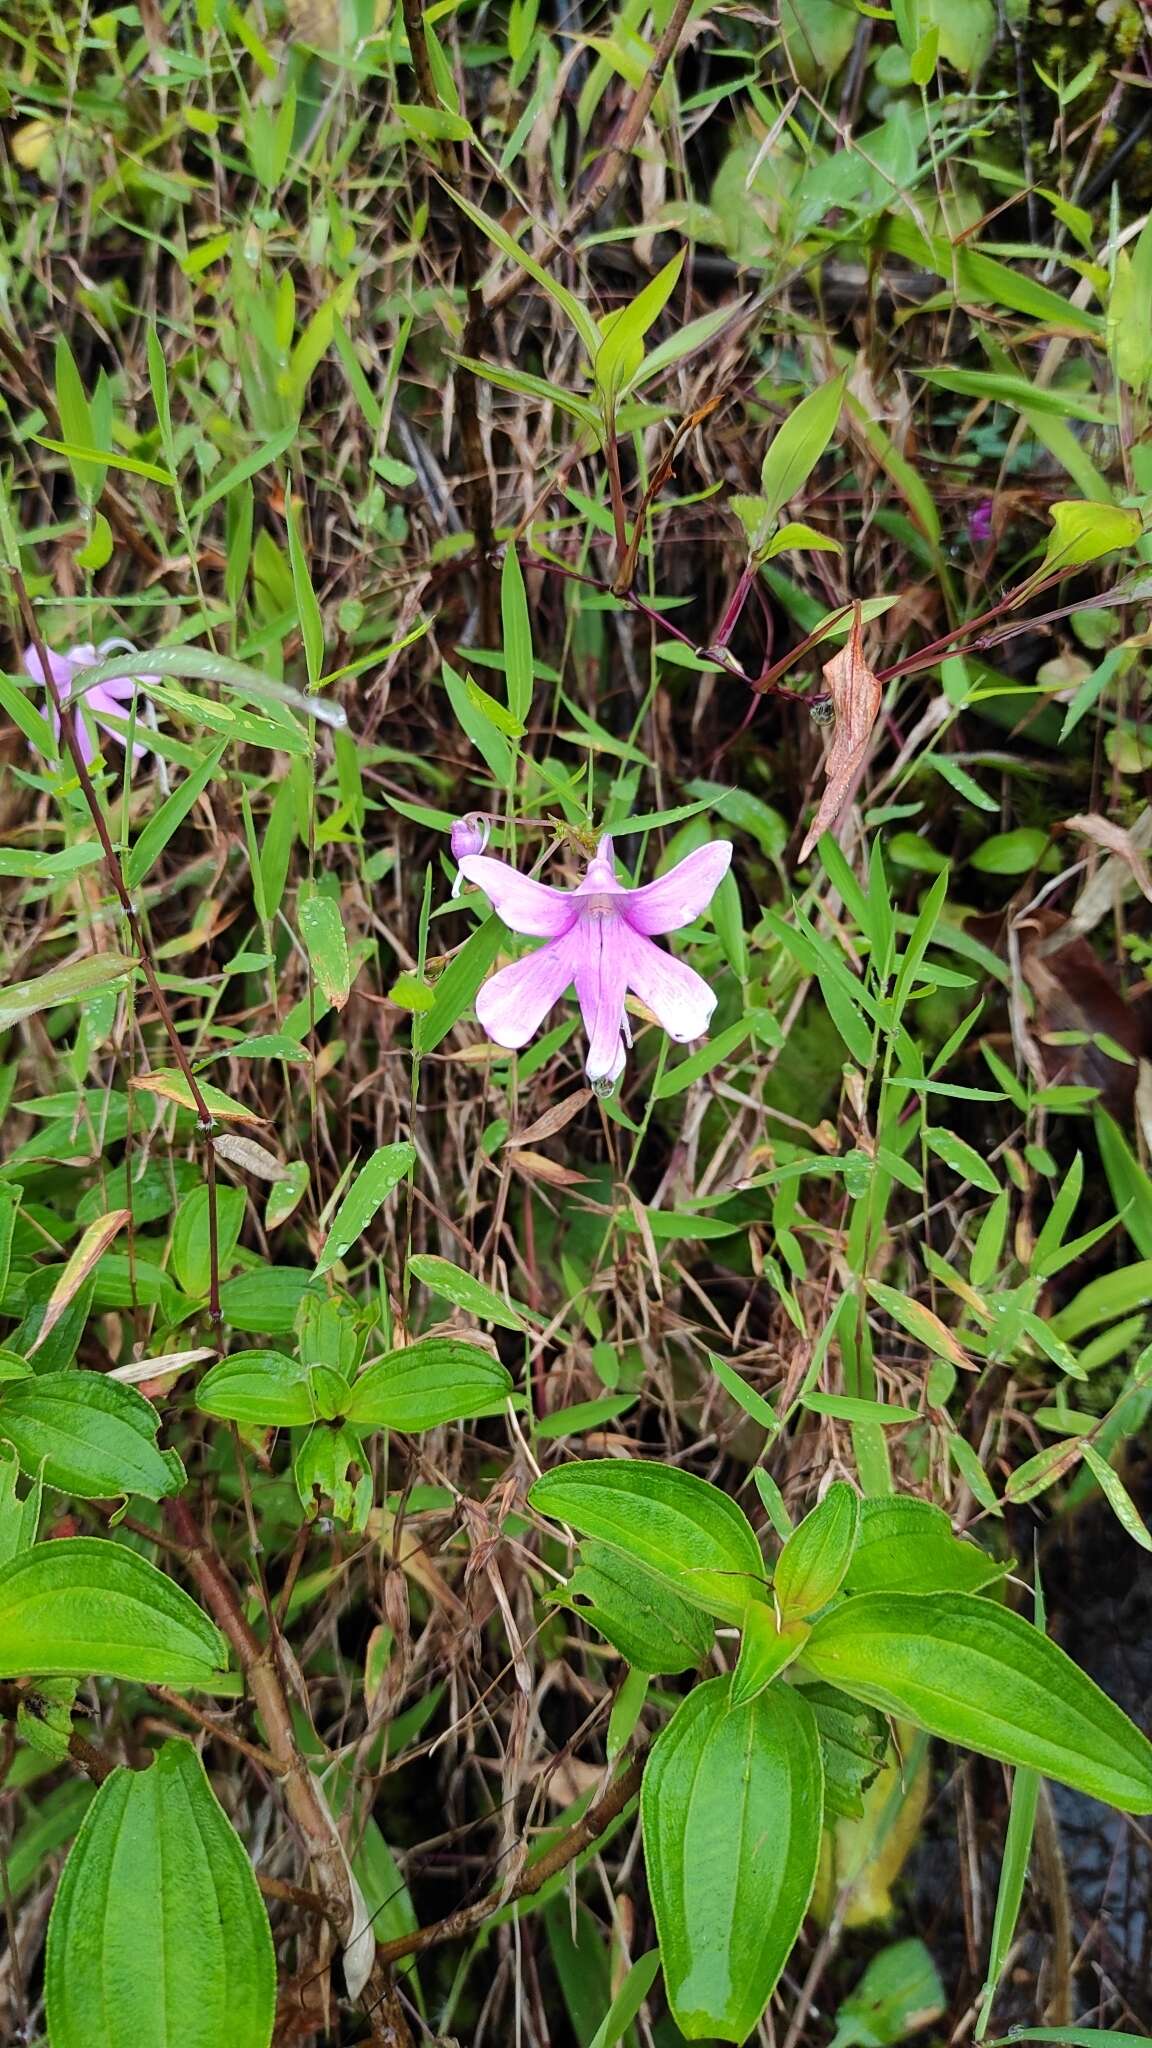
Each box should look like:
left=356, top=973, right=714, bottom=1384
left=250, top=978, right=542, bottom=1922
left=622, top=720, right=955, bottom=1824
left=373, top=1752, right=644, bottom=1965
left=485, top=0, right=696, bottom=313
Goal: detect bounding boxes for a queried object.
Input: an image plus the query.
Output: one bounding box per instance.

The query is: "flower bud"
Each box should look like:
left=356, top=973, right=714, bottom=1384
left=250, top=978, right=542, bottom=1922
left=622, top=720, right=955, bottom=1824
left=450, top=814, right=489, bottom=861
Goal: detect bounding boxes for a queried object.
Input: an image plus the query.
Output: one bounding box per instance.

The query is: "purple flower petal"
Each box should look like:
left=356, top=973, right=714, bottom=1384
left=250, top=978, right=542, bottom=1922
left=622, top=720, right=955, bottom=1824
left=475, top=931, right=579, bottom=1047
left=625, top=841, right=732, bottom=936
left=618, top=925, right=718, bottom=1042
left=458, top=853, right=578, bottom=937
left=573, top=918, right=630, bottom=1083
left=22, top=643, right=80, bottom=698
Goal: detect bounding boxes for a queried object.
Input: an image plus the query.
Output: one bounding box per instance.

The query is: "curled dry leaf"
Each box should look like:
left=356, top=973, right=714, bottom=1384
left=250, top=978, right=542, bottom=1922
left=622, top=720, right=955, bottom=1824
left=212, top=1131, right=291, bottom=1182
left=29, top=1210, right=132, bottom=1353
left=799, top=604, right=883, bottom=861
left=1065, top=808, right=1152, bottom=929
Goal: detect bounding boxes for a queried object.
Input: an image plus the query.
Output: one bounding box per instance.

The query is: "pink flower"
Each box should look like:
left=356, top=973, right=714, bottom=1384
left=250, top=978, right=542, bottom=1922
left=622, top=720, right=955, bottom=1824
left=21, top=639, right=159, bottom=766
left=968, top=500, right=994, bottom=546
left=458, top=835, right=733, bottom=1092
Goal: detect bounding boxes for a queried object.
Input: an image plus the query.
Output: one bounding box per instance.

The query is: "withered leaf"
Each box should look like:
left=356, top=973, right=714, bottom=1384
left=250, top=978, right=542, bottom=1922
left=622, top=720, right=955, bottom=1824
left=800, top=605, right=882, bottom=860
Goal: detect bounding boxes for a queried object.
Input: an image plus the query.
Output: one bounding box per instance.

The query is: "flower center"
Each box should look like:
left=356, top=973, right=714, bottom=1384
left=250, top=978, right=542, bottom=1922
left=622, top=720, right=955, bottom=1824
left=581, top=893, right=620, bottom=922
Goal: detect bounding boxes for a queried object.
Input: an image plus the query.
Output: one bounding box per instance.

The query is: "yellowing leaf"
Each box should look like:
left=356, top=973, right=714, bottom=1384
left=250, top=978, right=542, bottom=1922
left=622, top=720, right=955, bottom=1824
left=1041, top=499, right=1142, bottom=575
left=131, top=1071, right=264, bottom=1123
left=29, top=1210, right=132, bottom=1354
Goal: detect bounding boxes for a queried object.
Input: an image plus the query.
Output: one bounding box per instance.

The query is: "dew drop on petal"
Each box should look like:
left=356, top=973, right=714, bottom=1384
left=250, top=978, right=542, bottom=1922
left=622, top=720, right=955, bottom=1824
left=591, top=1073, right=617, bottom=1100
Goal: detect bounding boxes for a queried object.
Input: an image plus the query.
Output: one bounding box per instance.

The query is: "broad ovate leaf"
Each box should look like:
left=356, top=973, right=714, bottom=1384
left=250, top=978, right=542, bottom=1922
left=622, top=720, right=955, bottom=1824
left=45, top=1740, right=274, bottom=2048
left=197, top=1350, right=317, bottom=1428
left=0, top=1371, right=184, bottom=1501
left=802, top=1592, right=1152, bottom=1811
left=344, top=1337, right=513, bottom=1430
left=843, top=1496, right=1007, bottom=1595
left=642, top=1675, right=824, bottom=2041
left=0, top=1538, right=227, bottom=1684
left=552, top=1538, right=714, bottom=1675
left=530, top=1459, right=766, bottom=1624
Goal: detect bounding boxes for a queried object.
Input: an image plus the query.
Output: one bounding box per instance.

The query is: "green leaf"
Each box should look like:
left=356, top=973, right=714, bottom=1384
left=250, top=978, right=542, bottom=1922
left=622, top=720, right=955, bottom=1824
left=0, top=844, right=106, bottom=881
left=286, top=487, right=325, bottom=686
left=775, top=1481, right=861, bottom=1621
left=925, top=1126, right=1000, bottom=1194
left=759, top=373, right=846, bottom=525
left=529, top=1459, right=766, bottom=1625
left=315, top=1142, right=415, bottom=1276
left=829, top=1938, right=944, bottom=2048
left=125, top=743, right=227, bottom=889
left=171, top=1185, right=246, bottom=1300
left=413, top=912, right=509, bottom=1054
left=595, top=250, right=685, bottom=400
left=441, top=183, right=602, bottom=360
left=799, top=1682, right=888, bottom=1821
left=0, top=1372, right=184, bottom=1501
left=802, top=1394, right=921, bottom=1426
left=441, top=658, right=513, bottom=781
left=220, top=1265, right=319, bottom=1335
left=866, top=1281, right=974, bottom=1372
left=1095, top=1111, right=1152, bottom=1260
left=185, top=424, right=299, bottom=519
left=761, top=519, right=842, bottom=560
left=343, top=1337, right=514, bottom=1429
left=1080, top=1443, right=1152, bottom=1553
left=501, top=544, right=534, bottom=727
left=552, top=1538, right=713, bottom=1674
left=802, top=1591, right=1152, bottom=1811
left=299, top=893, right=352, bottom=1009
left=969, top=827, right=1048, bottom=875
left=406, top=1251, right=527, bottom=1331
left=0, top=1438, right=40, bottom=1566
left=642, top=1676, right=824, bottom=2041
left=0, top=952, right=136, bottom=1032
left=1040, top=499, right=1142, bottom=575
left=396, top=100, right=473, bottom=142
left=53, top=334, right=103, bottom=498
left=45, top=1739, right=274, bottom=2048
left=196, top=1350, right=317, bottom=1428
left=588, top=1950, right=662, bottom=2048
left=844, top=1497, right=1007, bottom=1594
left=0, top=1538, right=227, bottom=1683
left=731, top=1604, right=810, bottom=1704
left=75, top=511, right=114, bottom=571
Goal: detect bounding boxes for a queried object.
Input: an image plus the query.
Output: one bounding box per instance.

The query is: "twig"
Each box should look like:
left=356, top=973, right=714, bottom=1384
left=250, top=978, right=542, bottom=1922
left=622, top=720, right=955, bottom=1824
left=485, top=0, right=697, bottom=313
left=7, top=563, right=224, bottom=1323
left=373, top=1751, right=644, bottom=1964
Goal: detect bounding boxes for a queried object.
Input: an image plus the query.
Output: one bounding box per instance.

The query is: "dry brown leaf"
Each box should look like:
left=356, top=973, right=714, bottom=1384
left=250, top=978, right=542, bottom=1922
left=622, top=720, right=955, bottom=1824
left=30, top=1210, right=131, bottom=1353
left=510, top=1150, right=591, bottom=1188
left=1065, top=810, right=1152, bottom=909
left=507, top=1089, right=592, bottom=1147
left=212, top=1131, right=290, bottom=1182
left=799, top=604, right=882, bottom=861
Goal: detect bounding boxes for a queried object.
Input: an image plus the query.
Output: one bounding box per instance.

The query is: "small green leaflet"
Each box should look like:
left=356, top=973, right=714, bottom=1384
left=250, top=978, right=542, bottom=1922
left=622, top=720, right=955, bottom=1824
left=0, top=953, right=136, bottom=1032
left=406, top=1251, right=527, bottom=1331
left=315, top=1143, right=415, bottom=1276
left=500, top=545, right=533, bottom=726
